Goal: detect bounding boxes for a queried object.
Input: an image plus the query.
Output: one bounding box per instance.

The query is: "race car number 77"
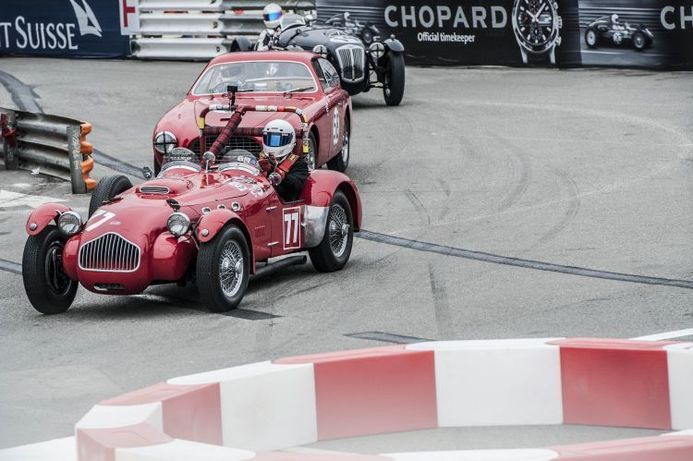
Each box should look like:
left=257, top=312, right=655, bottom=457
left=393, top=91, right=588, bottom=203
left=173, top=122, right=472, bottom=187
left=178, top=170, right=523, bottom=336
left=283, top=207, right=301, bottom=250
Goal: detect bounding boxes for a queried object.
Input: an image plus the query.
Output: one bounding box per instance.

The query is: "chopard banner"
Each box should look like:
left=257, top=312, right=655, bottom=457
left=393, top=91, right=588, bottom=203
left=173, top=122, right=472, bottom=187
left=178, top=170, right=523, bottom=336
left=316, top=0, right=693, bottom=68
left=0, top=0, right=130, bottom=57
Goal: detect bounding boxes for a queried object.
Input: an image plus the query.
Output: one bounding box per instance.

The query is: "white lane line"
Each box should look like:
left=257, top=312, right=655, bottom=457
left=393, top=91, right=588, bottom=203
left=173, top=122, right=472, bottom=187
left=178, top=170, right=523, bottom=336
left=0, top=190, right=65, bottom=208
left=631, top=328, right=693, bottom=341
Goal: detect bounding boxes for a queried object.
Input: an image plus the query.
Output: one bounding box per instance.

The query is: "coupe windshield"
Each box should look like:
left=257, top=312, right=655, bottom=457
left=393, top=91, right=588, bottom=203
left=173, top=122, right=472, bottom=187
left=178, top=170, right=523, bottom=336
left=193, top=61, right=317, bottom=95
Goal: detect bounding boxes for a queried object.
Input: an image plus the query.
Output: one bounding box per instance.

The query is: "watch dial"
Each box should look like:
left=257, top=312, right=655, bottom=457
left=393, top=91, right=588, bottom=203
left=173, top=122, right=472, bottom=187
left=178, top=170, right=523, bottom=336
left=513, top=0, right=558, bottom=51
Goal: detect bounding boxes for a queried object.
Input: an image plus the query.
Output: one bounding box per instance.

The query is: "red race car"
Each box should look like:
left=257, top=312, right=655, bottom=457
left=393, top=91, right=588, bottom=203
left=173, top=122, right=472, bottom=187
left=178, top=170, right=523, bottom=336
left=22, top=104, right=362, bottom=314
left=153, top=50, right=352, bottom=174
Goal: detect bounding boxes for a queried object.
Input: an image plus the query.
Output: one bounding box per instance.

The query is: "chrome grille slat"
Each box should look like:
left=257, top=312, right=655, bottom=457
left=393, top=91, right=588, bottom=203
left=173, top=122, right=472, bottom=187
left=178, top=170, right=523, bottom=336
left=79, top=233, right=140, bottom=273
left=336, top=45, right=366, bottom=83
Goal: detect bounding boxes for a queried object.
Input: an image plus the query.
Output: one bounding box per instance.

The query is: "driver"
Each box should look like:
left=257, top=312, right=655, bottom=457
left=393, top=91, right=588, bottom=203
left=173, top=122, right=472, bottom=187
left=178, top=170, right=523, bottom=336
left=255, top=3, right=283, bottom=51
left=611, top=14, right=624, bottom=30
left=258, top=119, right=309, bottom=202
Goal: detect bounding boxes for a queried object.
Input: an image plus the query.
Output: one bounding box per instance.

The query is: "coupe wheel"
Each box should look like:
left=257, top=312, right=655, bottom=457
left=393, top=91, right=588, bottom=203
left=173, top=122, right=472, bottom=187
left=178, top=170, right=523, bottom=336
left=309, top=190, right=353, bottom=272
left=305, top=132, right=318, bottom=170
left=632, top=32, right=646, bottom=51
left=585, top=28, right=598, bottom=48
left=383, top=51, right=405, bottom=106
left=196, top=224, right=250, bottom=312
left=327, top=118, right=350, bottom=172
left=88, top=175, right=132, bottom=217
left=22, top=227, right=78, bottom=314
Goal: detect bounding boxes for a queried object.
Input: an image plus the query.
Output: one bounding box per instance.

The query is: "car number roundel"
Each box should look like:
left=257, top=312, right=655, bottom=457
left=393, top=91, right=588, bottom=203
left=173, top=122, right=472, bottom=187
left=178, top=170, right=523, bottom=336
left=332, top=107, right=340, bottom=146
left=283, top=206, right=302, bottom=250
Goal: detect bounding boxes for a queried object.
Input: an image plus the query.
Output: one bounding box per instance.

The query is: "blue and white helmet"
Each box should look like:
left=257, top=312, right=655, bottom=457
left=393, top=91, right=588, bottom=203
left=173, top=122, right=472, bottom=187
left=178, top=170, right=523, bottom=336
left=263, top=3, right=283, bottom=30
left=262, top=119, right=295, bottom=161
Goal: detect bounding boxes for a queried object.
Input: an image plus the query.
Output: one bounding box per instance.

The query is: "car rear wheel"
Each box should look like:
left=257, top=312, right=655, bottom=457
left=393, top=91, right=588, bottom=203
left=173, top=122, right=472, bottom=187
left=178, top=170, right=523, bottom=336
left=22, top=226, right=78, bottom=314
left=88, top=175, right=132, bottom=217
left=196, top=224, right=250, bottom=312
left=585, top=28, right=599, bottom=48
left=327, top=117, right=350, bottom=172
left=305, top=132, right=318, bottom=170
left=309, top=190, right=353, bottom=272
left=632, top=31, right=646, bottom=51
left=383, top=51, right=405, bottom=106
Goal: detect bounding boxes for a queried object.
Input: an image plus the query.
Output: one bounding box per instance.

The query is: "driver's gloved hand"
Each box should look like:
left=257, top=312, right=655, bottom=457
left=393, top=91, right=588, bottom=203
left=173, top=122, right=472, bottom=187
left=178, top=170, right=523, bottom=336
left=259, top=157, right=273, bottom=173
left=269, top=172, right=283, bottom=186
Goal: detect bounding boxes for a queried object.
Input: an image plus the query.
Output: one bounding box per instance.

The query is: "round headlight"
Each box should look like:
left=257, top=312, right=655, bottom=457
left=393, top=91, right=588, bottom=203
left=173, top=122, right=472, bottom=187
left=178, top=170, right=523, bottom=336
left=154, top=131, right=177, bottom=155
left=167, top=212, right=190, bottom=237
left=57, top=211, right=82, bottom=236
left=369, top=42, right=385, bottom=59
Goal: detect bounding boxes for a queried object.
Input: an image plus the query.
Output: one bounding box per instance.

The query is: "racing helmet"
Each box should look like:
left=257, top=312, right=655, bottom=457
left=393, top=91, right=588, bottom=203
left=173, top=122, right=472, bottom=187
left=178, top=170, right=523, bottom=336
left=262, top=119, right=296, bottom=161
left=263, top=3, right=283, bottom=30
left=611, top=14, right=619, bottom=24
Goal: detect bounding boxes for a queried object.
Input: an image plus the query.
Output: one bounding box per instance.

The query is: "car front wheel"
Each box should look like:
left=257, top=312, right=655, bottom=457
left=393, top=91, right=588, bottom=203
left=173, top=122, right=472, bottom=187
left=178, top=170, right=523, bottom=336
left=22, top=226, right=78, bottom=314
left=196, top=224, right=250, bottom=312
left=632, top=32, right=646, bottom=51
left=585, top=28, right=599, bottom=48
left=383, top=51, right=405, bottom=106
left=327, top=118, right=350, bottom=172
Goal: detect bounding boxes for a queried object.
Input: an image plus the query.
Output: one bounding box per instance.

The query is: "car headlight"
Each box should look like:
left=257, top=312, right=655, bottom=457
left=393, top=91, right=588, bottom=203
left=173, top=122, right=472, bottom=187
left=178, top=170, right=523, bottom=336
left=154, top=131, right=177, bottom=155
left=57, top=211, right=82, bottom=236
left=369, top=42, right=385, bottom=59
left=167, top=212, right=190, bottom=237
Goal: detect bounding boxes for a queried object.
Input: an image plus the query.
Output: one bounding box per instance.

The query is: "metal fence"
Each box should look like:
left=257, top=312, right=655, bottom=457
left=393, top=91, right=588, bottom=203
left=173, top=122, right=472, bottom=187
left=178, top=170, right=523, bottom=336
left=0, top=108, right=96, bottom=194
left=131, top=0, right=315, bottom=60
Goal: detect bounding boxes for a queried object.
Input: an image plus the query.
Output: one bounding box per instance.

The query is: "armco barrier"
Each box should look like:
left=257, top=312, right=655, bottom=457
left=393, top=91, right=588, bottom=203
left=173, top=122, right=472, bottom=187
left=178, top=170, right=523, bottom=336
left=131, top=1, right=315, bottom=60
left=72, top=338, right=693, bottom=460
left=0, top=108, right=96, bottom=194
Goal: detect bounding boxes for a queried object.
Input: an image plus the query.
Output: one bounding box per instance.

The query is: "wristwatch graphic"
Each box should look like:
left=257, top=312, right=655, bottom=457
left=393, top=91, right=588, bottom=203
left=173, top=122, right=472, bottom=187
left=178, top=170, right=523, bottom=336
left=512, top=0, right=563, bottom=65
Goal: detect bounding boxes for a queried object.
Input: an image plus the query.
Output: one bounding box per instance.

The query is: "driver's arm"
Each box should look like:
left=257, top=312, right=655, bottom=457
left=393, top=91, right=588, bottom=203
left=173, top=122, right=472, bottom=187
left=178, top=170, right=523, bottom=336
left=276, top=158, right=309, bottom=197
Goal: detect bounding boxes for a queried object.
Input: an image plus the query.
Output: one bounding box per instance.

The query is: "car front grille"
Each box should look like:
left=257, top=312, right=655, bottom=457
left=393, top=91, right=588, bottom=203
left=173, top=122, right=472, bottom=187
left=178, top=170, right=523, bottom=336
left=188, top=136, right=262, bottom=158
left=79, top=233, right=141, bottom=272
left=336, top=45, right=365, bottom=82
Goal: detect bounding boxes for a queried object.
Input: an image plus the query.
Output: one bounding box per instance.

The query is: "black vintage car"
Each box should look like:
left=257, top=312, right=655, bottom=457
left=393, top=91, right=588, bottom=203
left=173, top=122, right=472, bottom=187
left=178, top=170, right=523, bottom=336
left=584, top=15, right=654, bottom=51
left=232, top=14, right=406, bottom=106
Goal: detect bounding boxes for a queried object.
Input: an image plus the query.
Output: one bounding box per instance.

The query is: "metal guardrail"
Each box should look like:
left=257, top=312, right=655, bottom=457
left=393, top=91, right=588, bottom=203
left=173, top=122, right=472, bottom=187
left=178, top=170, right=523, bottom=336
left=0, top=108, right=96, bottom=194
left=131, top=0, right=315, bottom=60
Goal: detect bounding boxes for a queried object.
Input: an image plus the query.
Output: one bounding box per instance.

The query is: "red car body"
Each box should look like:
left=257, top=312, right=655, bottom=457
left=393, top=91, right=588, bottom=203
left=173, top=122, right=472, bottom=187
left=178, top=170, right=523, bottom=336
left=153, top=51, right=352, bottom=172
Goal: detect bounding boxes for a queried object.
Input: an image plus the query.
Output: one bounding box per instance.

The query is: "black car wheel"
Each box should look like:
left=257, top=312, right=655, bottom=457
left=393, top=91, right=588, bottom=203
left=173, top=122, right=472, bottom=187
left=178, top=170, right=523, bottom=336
left=22, top=226, right=78, bottom=314
left=383, top=51, right=405, bottom=106
left=632, top=31, right=646, bottom=51
left=88, top=175, right=132, bottom=217
left=327, top=118, right=350, bottom=172
left=585, top=28, right=599, bottom=48
left=196, top=224, right=250, bottom=312
left=309, top=190, right=353, bottom=272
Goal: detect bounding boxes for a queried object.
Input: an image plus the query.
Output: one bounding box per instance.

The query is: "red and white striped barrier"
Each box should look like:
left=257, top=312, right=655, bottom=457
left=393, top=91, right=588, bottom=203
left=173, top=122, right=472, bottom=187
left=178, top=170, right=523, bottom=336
left=12, top=338, right=693, bottom=460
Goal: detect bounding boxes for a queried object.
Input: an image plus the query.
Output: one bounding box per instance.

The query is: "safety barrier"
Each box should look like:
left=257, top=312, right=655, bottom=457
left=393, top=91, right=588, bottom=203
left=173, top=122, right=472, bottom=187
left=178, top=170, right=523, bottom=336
left=131, top=1, right=315, bottom=60
left=0, top=108, right=96, bottom=194
left=71, top=337, right=693, bottom=460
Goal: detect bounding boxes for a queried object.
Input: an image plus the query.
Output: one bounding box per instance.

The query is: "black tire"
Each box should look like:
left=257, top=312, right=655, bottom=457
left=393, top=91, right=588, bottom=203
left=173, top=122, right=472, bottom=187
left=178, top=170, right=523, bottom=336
left=584, top=28, right=599, bottom=48
left=88, top=175, right=132, bottom=217
left=383, top=51, right=405, bottom=106
left=196, top=224, right=250, bottom=312
left=305, top=131, right=318, bottom=170
left=632, top=31, right=646, bottom=51
left=153, top=160, right=161, bottom=177
left=309, top=190, right=353, bottom=272
left=22, top=226, right=78, bottom=314
left=327, top=117, right=350, bottom=172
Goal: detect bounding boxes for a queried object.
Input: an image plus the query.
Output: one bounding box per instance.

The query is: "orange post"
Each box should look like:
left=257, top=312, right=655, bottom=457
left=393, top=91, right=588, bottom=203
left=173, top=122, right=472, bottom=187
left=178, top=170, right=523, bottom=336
left=80, top=123, right=96, bottom=191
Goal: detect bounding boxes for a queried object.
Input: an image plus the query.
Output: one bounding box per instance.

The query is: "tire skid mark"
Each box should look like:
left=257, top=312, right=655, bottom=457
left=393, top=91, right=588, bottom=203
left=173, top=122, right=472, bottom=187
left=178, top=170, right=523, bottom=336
left=428, top=262, right=455, bottom=339
left=358, top=230, right=693, bottom=290
left=493, top=133, right=532, bottom=212
left=530, top=167, right=581, bottom=249
left=405, top=188, right=431, bottom=225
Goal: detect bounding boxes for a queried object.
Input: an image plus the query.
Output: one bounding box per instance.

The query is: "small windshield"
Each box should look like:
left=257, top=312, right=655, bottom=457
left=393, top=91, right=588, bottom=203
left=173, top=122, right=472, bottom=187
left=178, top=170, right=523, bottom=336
left=160, top=148, right=201, bottom=176
left=218, top=151, right=261, bottom=176
left=192, top=61, right=317, bottom=95
left=280, top=14, right=306, bottom=31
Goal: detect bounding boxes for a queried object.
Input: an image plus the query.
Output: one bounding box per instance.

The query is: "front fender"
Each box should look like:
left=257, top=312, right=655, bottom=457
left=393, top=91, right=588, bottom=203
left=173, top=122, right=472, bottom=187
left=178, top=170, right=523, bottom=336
left=196, top=209, right=243, bottom=243
left=25, top=203, right=72, bottom=235
left=300, top=171, right=362, bottom=231
left=384, top=38, right=404, bottom=53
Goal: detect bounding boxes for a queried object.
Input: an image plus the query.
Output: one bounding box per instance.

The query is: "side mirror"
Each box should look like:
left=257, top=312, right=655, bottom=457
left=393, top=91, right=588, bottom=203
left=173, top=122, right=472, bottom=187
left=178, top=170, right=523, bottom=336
left=142, top=166, right=153, bottom=179
left=202, top=151, right=215, bottom=172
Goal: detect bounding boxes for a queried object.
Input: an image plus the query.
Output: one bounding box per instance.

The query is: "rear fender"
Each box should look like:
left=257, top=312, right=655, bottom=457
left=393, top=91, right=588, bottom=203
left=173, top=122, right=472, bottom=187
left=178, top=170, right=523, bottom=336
left=384, top=38, right=404, bottom=53
left=196, top=209, right=255, bottom=271
left=300, top=172, right=362, bottom=231
left=25, top=203, right=72, bottom=235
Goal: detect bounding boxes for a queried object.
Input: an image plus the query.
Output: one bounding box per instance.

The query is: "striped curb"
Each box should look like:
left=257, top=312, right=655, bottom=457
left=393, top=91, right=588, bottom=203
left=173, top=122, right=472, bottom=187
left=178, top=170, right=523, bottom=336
left=29, top=338, right=693, bottom=460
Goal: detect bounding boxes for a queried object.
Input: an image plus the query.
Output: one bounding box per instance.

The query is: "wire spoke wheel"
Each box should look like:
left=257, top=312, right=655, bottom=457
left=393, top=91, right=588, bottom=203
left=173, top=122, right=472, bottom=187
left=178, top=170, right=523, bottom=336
left=219, top=240, right=244, bottom=298
left=309, top=190, right=353, bottom=272
left=328, top=204, right=349, bottom=258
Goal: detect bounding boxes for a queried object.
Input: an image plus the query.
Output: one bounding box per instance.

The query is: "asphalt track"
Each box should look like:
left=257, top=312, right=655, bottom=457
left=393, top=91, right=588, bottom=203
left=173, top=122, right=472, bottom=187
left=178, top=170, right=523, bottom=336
left=0, top=58, right=692, bottom=450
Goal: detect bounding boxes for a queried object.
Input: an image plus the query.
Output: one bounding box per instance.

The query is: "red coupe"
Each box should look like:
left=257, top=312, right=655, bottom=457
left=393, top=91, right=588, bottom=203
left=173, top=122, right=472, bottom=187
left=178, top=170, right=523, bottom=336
left=153, top=51, right=352, bottom=174
left=22, top=105, right=362, bottom=313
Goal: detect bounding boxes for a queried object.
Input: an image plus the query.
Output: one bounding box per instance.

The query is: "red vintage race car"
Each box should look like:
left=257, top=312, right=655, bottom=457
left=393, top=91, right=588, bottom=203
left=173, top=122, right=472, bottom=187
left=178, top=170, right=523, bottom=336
left=22, top=104, right=361, bottom=314
left=153, top=50, right=352, bottom=174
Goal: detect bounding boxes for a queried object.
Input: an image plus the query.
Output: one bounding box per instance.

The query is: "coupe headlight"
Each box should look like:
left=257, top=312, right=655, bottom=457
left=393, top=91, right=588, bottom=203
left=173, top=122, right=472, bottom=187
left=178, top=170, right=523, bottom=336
left=369, top=42, right=385, bottom=59
left=167, top=212, right=190, bottom=237
left=153, top=131, right=177, bottom=154
left=57, top=211, right=82, bottom=236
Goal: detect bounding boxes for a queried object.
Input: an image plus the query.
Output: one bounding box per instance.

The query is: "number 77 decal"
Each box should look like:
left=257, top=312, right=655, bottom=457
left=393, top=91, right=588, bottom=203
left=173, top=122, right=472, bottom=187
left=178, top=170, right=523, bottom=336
left=283, top=206, right=302, bottom=250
